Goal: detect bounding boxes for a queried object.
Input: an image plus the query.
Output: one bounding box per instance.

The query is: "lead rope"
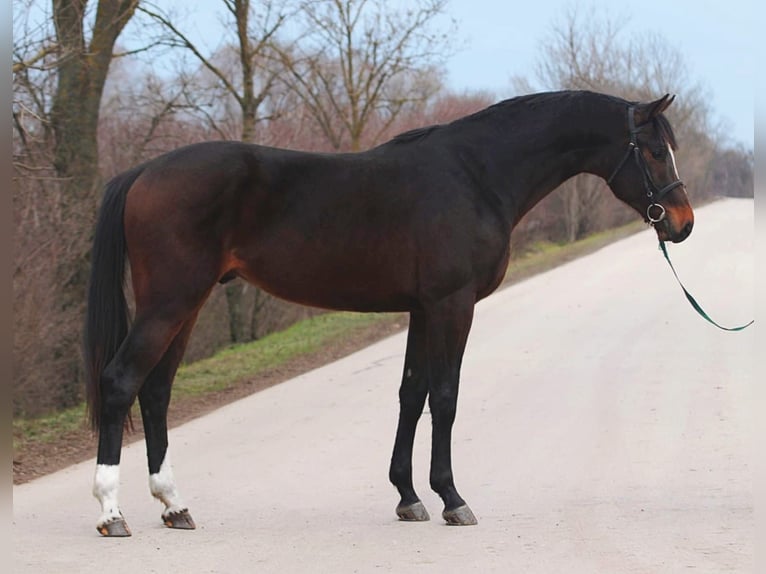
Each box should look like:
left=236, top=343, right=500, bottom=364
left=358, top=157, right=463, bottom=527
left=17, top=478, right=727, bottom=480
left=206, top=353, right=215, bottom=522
left=658, top=241, right=753, bottom=331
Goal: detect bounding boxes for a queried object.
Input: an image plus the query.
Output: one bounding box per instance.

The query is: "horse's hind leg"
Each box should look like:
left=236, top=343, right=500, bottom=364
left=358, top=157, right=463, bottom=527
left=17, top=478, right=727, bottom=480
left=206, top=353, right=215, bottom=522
left=93, top=306, right=195, bottom=536
left=139, top=315, right=198, bottom=530
left=389, top=311, right=431, bottom=521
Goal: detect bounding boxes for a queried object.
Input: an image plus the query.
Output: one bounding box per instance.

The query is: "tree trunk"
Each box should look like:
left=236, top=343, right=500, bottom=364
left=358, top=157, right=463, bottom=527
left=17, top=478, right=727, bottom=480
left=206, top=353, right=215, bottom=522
left=563, top=179, right=580, bottom=243
left=49, top=0, right=138, bottom=405
left=225, top=282, right=250, bottom=343
left=227, top=0, right=269, bottom=344
left=52, top=0, right=138, bottom=219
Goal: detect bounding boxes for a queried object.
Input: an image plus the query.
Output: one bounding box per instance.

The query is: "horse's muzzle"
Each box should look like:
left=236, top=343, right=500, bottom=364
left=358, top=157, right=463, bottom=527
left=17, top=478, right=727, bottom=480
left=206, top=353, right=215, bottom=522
left=675, top=220, right=694, bottom=242
left=655, top=213, right=693, bottom=243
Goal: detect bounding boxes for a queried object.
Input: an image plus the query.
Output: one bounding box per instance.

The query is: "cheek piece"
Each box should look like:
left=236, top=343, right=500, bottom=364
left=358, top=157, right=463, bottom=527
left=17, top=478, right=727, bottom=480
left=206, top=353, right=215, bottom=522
left=606, top=105, right=683, bottom=225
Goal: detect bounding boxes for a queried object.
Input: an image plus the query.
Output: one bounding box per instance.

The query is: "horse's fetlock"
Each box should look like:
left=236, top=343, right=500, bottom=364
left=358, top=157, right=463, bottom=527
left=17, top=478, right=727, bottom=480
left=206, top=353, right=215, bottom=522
left=429, top=470, right=454, bottom=493
left=389, top=462, right=410, bottom=487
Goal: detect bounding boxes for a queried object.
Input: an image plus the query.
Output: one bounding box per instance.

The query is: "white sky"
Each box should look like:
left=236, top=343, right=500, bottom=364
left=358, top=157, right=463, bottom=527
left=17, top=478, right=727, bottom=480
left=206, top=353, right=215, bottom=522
left=122, top=0, right=754, bottom=148
left=442, top=0, right=753, bottom=148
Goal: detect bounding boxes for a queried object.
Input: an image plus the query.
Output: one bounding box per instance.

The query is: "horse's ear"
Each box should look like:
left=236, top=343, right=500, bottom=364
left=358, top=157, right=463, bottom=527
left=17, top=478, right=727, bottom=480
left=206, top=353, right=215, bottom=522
left=635, top=94, right=675, bottom=125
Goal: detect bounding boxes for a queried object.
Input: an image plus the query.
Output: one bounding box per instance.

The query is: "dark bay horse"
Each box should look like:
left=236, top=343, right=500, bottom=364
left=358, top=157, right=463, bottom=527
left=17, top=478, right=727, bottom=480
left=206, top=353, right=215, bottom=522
left=85, top=90, right=694, bottom=536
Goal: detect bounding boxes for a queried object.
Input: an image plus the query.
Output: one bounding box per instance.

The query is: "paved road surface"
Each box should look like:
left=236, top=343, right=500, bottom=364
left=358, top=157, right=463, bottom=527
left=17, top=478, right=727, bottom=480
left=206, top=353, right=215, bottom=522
left=13, top=199, right=753, bottom=573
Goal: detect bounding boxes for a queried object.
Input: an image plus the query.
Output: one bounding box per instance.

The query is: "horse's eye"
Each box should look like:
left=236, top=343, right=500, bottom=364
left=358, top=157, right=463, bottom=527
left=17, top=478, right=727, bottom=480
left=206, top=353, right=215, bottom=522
left=651, top=148, right=666, bottom=160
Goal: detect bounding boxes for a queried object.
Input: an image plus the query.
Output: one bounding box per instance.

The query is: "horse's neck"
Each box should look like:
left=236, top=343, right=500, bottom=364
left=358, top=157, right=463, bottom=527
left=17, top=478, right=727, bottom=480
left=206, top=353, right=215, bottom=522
left=461, top=94, right=618, bottom=225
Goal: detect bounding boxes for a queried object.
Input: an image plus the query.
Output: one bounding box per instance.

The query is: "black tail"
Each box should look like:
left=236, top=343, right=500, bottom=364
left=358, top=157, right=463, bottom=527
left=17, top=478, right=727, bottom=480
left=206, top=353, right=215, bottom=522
left=84, top=165, right=146, bottom=432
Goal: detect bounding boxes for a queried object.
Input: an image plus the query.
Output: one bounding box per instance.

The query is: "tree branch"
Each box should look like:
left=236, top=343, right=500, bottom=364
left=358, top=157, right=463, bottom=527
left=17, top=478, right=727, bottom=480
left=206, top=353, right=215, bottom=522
left=138, top=2, right=245, bottom=108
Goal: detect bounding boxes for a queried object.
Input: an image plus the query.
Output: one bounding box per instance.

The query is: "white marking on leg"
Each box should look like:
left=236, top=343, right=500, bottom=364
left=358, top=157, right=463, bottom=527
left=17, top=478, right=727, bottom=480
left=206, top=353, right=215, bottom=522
left=93, top=464, right=122, bottom=526
left=149, top=453, right=187, bottom=517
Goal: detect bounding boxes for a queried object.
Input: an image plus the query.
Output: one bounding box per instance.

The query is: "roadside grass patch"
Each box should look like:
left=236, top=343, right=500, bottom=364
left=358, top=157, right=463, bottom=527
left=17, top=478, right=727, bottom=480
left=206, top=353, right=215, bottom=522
left=172, top=311, right=388, bottom=398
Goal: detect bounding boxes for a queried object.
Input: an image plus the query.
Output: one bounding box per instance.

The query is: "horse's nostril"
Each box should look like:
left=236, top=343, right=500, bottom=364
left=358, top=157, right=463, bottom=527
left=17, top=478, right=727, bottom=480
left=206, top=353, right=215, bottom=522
left=681, top=221, right=693, bottom=240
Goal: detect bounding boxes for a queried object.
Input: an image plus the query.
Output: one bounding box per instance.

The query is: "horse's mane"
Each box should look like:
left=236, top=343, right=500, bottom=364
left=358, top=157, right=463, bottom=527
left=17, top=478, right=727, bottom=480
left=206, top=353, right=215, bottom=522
left=461, top=91, right=573, bottom=119
left=456, top=91, right=624, bottom=123
left=389, top=90, right=677, bottom=148
left=388, top=94, right=566, bottom=146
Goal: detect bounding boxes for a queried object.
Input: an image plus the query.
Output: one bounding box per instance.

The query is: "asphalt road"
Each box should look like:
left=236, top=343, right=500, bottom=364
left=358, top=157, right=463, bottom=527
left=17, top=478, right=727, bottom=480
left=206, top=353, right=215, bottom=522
left=13, top=198, right=754, bottom=573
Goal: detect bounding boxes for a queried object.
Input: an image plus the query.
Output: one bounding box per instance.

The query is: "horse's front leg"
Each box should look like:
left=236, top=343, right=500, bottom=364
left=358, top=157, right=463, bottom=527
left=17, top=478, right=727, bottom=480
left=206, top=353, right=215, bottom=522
left=424, top=290, right=477, bottom=525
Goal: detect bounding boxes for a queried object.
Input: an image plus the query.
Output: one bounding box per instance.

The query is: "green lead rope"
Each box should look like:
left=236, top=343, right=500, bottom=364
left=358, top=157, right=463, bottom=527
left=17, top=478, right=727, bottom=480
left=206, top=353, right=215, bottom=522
left=659, top=241, right=754, bottom=332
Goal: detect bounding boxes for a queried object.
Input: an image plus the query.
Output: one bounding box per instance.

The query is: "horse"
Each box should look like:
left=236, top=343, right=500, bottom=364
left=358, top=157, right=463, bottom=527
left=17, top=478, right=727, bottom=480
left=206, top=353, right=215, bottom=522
left=84, top=90, right=694, bottom=536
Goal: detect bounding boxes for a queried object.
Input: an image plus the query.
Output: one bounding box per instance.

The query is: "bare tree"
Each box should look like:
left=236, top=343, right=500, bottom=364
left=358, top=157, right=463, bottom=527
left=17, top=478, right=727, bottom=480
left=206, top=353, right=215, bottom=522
left=534, top=7, right=712, bottom=130
left=708, top=146, right=754, bottom=198
left=49, top=0, right=139, bottom=258
left=139, top=0, right=288, bottom=143
left=13, top=0, right=139, bottom=414
left=513, top=6, right=718, bottom=242
left=45, top=1, right=138, bottom=406
left=274, top=0, right=452, bottom=151
left=99, top=60, right=217, bottom=172
left=13, top=2, right=60, bottom=176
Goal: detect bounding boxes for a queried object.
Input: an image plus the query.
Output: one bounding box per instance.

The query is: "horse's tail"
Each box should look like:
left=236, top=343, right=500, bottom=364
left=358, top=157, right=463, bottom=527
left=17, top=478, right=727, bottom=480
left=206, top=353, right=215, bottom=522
left=84, top=164, right=146, bottom=433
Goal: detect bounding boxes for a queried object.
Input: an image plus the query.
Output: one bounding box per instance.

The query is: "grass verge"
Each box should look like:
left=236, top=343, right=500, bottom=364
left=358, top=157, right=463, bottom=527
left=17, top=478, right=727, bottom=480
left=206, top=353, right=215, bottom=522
left=172, top=312, right=390, bottom=399
left=504, top=219, right=645, bottom=284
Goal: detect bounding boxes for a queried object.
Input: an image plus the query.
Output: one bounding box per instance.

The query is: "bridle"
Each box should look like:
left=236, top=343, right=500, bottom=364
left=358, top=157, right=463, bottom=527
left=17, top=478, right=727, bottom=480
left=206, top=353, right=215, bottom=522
left=606, top=105, right=684, bottom=225
left=607, top=106, right=753, bottom=332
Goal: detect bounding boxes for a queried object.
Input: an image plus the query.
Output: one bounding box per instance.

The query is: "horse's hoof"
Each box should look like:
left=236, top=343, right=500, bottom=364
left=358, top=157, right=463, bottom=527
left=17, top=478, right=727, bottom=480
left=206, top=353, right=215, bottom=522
left=442, top=504, right=478, bottom=526
left=163, top=509, right=196, bottom=530
left=97, top=517, right=132, bottom=537
left=396, top=500, right=430, bottom=522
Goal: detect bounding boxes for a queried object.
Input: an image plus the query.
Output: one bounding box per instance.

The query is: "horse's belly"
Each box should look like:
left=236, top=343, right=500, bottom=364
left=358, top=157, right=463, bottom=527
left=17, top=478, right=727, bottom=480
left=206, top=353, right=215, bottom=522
left=235, top=243, right=419, bottom=312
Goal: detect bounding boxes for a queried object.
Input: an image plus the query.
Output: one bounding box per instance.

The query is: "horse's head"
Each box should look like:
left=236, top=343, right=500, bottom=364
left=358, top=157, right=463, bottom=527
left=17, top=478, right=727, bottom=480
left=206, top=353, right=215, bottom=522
left=606, top=94, right=694, bottom=243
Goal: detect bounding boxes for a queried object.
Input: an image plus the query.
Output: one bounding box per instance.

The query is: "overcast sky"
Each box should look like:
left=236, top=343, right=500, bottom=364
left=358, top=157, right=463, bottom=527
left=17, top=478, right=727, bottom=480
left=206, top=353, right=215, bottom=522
left=442, top=0, right=753, bottom=148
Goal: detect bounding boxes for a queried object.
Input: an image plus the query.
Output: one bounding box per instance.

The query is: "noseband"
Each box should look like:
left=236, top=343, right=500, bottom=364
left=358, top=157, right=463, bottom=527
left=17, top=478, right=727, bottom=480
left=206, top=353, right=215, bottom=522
left=606, top=106, right=684, bottom=224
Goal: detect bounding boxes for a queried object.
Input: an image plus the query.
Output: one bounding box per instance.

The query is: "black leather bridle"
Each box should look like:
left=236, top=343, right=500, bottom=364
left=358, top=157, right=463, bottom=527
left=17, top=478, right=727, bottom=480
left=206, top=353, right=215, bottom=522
left=606, top=106, right=684, bottom=224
